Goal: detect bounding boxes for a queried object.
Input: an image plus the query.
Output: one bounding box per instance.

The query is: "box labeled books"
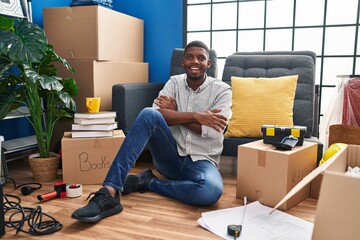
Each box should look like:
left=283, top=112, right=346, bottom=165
left=61, top=130, right=125, bottom=184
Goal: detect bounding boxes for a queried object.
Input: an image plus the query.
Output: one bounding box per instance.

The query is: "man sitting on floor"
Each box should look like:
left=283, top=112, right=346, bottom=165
left=71, top=40, right=232, bottom=223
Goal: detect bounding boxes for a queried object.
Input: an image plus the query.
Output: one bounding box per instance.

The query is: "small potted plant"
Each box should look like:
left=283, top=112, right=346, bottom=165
left=0, top=16, right=78, bottom=181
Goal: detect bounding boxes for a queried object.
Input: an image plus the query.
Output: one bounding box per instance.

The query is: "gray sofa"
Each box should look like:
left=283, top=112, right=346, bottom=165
left=112, top=50, right=323, bottom=162
left=220, top=51, right=322, bottom=159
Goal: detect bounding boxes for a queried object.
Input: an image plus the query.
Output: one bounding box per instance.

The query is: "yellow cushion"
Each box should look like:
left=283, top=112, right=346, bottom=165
left=225, top=75, right=298, bottom=137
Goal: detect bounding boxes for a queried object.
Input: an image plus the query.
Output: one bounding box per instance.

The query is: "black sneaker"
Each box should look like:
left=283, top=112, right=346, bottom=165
left=71, top=187, right=123, bottom=223
left=122, top=168, right=158, bottom=195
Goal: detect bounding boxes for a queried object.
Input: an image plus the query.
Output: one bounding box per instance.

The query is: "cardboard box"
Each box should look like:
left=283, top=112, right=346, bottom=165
left=312, top=145, right=360, bottom=240
left=271, top=142, right=348, bottom=211
left=57, top=60, right=148, bottom=112
left=43, top=6, right=144, bottom=61
left=237, top=140, right=317, bottom=211
left=61, top=130, right=125, bottom=185
left=310, top=174, right=322, bottom=199
left=261, top=125, right=307, bottom=146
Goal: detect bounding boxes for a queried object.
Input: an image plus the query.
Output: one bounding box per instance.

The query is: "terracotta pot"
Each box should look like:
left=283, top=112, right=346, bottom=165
left=28, top=152, right=60, bottom=182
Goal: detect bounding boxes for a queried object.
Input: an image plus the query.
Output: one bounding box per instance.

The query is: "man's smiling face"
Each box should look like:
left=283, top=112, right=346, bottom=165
left=182, top=46, right=211, bottom=81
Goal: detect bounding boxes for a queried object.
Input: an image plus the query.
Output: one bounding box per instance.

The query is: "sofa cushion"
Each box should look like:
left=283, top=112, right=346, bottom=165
left=222, top=137, right=260, bottom=156
left=222, top=52, right=316, bottom=137
left=225, top=75, right=298, bottom=137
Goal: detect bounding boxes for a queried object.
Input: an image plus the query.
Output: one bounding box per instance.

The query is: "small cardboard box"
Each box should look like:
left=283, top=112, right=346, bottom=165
left=43, top=6, right=144, bottom=61
left=237, top=140, right=317, bottom=211
left=261, top=125, right=307, bottom=146
left=312, top=145, right=360, bottom=240
left=56, top=60, right=148, bottom=112
left=61, top=130, right=125, bottom=185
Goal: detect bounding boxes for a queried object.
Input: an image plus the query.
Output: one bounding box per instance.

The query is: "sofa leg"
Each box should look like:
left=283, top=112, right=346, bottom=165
left=219, top=155, right=237, bottom=177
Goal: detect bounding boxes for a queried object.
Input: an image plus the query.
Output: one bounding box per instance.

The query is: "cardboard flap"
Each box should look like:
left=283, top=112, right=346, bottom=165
left=270, top=145, right=349, bottom=213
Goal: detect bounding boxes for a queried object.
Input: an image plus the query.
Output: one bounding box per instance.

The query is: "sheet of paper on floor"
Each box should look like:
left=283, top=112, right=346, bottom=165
left=197, top=201, right=313, bottom=240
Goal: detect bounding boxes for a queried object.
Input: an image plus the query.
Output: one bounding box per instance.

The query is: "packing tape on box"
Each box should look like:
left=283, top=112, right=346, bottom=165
left=66, top=184, right=83, bottom=198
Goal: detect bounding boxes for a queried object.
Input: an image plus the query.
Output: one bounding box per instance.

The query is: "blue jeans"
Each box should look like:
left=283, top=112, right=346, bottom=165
left=103, top=107, right=223, bottom=206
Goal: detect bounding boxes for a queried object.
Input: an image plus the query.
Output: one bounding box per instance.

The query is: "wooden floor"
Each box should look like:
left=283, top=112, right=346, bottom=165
left=1, top=159, right=317, bottom=239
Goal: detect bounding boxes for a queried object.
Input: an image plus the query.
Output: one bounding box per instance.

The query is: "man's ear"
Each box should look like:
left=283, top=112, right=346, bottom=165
left=181, top=58, right=185, bottom=67
left=207, top=59, right=212, bottom=68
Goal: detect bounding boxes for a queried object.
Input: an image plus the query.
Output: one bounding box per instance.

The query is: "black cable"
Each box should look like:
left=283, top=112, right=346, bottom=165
left=3, top=193, right=63, bottom=235
left=2, top=176, right=42, bottom=196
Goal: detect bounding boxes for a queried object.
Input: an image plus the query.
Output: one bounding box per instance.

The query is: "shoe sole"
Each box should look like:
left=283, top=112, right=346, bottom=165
left=71, top=205, right=123, bottom=223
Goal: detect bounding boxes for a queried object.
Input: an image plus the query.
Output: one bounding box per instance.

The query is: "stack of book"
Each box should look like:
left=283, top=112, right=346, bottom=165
left=71, top=111, right=118, bottom=138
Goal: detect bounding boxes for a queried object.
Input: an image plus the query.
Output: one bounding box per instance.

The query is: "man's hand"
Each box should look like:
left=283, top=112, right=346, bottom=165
left=194, top=109, right=227, bottom=132
left=155, top=95, right=177, bottom=111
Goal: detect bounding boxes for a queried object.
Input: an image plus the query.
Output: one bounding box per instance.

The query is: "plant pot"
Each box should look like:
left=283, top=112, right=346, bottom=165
left=28, top=152, right=60, bottom=182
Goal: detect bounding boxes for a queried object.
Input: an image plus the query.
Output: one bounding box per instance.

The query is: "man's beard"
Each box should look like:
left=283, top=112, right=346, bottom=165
left=187, top=73, right=204, bottom=81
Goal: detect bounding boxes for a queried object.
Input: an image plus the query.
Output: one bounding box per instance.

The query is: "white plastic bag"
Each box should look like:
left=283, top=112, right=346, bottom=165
left=319, top=78, right=345, bottom=152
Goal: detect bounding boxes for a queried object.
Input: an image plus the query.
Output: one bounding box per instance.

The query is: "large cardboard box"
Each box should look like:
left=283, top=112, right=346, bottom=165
left=312, top=145, right=360, bottom=240
left=43, top=6, right=144, bottom=61
left=57, top=60, right=148, bottom=112
left=61, top=130, right=125, bottom=185
left=237, top=140, right=317, bottom=211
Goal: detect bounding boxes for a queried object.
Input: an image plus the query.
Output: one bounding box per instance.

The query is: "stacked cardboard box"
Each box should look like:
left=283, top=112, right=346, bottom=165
left=43, top=5, right=148, bottom=112
left=44, top=6, right=145, bottom=183
left=61, top=130, right=125, bottom=185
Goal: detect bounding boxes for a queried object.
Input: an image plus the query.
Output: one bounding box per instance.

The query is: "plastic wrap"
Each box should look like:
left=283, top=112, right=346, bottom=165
left=70, top=0, right=113, bottom=8
left=319, top=78, right=345, bottom=153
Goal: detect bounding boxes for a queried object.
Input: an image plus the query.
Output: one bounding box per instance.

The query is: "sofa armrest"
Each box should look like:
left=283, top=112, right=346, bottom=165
left=112, top=83, right=164, bottom=133
left=312, top=84, right=320, bottom=138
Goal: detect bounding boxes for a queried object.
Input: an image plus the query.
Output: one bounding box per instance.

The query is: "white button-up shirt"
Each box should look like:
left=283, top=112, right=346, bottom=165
left=153, top=73, right=232, bottom=167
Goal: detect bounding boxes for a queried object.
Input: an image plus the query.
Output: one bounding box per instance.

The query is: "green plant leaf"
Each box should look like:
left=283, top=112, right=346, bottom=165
left=0, top=90, right=18, bottom=119
left=0, top=57, right=13, bottom=76
left=0, top=16, right=14, bottom=31
left=58, top=91, right=77, bottom=113
left=38, top=61, right=57, bottom=77
left=47, top=46, right=75, bottom=72
left=23, top=63, right=42, bottom=84
left=61, top=77, right=78, bottom=97
left=0, top=75, right=23, bottom=119
left=0, top=19, right=48, bottom=63
left=40, top=75, right=64, bottom=92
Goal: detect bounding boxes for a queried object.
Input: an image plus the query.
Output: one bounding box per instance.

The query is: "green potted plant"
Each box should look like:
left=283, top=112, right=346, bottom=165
left=0, top=16, right=78, bottom=181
